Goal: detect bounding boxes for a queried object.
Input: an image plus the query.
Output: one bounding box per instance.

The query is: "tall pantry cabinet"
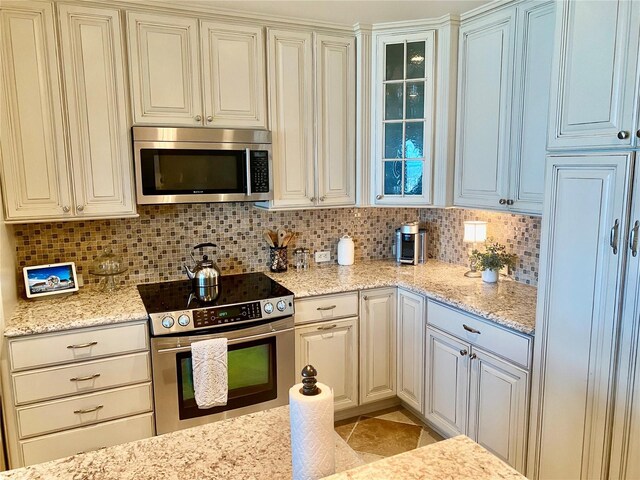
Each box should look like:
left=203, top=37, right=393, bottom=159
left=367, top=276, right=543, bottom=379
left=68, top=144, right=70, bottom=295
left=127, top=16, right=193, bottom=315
left=528, top=1, right=640, bottom=479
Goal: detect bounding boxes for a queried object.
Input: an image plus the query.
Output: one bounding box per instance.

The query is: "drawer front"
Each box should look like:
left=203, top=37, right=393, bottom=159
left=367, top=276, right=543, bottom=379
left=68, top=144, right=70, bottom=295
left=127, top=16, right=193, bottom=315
left=20, top=412, right=154, bottom=466
left=9, top=322, right=148, bottom=371
left=427, top=301, right=531, bottom=368
left=13, top=352, right=151, bottom=405
left=17, top=383, right=153, bottom=438
left=295, top=292, right=359, bottom=324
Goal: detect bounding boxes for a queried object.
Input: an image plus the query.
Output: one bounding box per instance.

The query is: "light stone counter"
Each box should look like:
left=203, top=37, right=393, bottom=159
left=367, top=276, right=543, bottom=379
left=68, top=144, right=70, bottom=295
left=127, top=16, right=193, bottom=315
left=267, top=260, right=537, bottom=334
left=4, top=285, right=148, bottom=337
left=0, top=406, right=363, bottom=480
left=325, top=435, right=525, bottom=480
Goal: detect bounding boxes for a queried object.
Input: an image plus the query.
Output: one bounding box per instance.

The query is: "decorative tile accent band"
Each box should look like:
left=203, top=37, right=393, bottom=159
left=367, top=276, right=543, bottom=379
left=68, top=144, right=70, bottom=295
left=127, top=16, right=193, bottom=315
left=12, top=204, right=540, bottom=291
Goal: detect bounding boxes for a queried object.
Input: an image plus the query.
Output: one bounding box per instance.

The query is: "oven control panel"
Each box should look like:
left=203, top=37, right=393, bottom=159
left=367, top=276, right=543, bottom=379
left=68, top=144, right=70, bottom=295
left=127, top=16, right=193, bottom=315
left=149, top=296, right=294, bottom=336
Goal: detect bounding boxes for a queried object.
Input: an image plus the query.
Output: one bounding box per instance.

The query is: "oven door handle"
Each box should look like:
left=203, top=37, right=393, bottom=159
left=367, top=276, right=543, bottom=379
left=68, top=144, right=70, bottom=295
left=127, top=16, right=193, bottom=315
left=154, top=328, right=293, bottom=354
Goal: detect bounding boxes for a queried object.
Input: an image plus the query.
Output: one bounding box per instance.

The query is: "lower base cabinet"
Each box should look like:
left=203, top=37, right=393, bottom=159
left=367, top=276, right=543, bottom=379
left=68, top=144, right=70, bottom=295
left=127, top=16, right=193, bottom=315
left=294, top=317, right=358, bottom=410
left=396, top=289, right=425, bottom=413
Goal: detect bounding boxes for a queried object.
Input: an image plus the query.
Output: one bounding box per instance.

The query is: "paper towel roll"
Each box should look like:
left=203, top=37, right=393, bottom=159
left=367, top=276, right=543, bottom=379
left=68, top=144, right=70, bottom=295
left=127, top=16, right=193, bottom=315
left=289, top=382, right=335, bottom=480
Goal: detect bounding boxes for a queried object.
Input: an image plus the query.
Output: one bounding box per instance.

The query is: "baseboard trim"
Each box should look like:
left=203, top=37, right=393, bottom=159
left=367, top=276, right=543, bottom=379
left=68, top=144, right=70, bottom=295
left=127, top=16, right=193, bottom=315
left=334, top=397, right=401, bottom=421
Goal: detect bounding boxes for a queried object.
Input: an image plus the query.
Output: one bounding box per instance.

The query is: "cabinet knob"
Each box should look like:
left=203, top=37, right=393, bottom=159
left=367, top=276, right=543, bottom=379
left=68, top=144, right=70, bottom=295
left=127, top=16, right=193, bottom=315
left=376, top=194, right=383, bottom=200
left=506, top=199, right=514, bottom=206
left=499, top=198, right=507, bottom=205
left=62, top=206, right=70, bottom=213
left=77, top=205, right=84, bottom=212
left=206, top=116, right=213, bottom=123
left=618, top=130, right=630, bottom=140
left=469, top=353, right=477, bottom=360
left=636, top=129, right=640, bottom=139
left=319, top=196, right=325, bottom=202
left=194, top=115, right=202, bottom=122
left=310, top=197, right=316, bottom=202
left=459, top=349, right=468, bottom=356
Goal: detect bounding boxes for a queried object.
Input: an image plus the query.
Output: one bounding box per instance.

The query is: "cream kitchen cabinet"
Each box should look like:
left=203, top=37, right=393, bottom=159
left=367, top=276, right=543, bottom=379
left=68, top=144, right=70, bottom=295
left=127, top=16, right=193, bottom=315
left=259, top=29, right=355, bottom=209
left=127, top=12, right=266, bottom=128
left=425, top=301, right=531, bottom=473
left=359, top=288, right=396, bottom=404
left=396, top=289, right=425, bottom=413
left=294, top=317, right=358, bottom=411
left=2, top=321, right=153, bottom=468
left=0, top=1, right=136, bottom=222
left=454, top=0, right=555, bottom=214
left=547, top=0, right=640, bottom=150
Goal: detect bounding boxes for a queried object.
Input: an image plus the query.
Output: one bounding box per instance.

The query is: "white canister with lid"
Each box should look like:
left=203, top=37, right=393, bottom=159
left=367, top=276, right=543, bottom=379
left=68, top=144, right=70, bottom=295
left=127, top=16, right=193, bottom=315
left=337, top=235, right=355, bottom=266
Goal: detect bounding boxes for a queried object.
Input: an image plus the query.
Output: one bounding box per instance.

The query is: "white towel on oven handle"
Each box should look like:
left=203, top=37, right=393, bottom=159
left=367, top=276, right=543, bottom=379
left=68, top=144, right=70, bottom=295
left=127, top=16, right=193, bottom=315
left=191, top=337, right=228, bottom=409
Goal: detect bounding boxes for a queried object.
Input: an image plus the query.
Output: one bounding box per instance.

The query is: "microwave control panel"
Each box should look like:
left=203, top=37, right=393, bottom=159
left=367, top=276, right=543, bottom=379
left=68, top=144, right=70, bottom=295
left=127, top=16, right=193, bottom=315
left=250, top=151, right=270, bottom=193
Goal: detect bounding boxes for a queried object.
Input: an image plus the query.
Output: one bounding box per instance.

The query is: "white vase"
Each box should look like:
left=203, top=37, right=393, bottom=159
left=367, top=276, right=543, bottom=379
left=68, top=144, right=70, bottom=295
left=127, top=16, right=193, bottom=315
left=481, top=269, right=499, bottom=283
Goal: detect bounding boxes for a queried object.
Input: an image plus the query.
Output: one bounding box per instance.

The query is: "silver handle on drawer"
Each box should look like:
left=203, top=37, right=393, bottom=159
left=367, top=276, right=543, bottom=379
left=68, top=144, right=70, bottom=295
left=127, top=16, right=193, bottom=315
left=459, top=349, right=468, bottom=356
left=316, top=305, right=337, bottom=311
left=67, top=341, right=98, bottom=349
left=610, top=219, right=620, bottom=255
left=74, top=405, right=104, bottom=414
left=630, top=220, right=639, bottom=257
left=462, top=324, right=481, bottom=334
left=76, top=446, right=106, bottom=455
left=317, top=324, right=337, bottom=331
left=70, top=373, right=101, bottom=382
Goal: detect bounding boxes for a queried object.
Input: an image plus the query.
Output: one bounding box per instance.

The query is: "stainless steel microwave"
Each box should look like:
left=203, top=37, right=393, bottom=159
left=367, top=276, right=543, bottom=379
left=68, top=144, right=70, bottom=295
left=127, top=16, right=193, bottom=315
left=132, top=127, right=273, bottom=204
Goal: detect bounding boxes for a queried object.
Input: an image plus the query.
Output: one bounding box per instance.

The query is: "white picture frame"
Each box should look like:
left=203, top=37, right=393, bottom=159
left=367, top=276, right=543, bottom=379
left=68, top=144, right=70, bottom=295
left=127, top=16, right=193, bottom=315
left=23, top=262, right=79, bottom=299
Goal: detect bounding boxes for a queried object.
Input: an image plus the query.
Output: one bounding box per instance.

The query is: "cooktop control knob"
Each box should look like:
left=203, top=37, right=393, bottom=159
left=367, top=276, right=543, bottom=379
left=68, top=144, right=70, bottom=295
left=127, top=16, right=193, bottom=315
left=178, top=314, right=190, bottom=327
left=161, top=316, right=175, bottom=329
left=276, top=300, right=286, bottom=312
left=264, top=302, right=274, bottom=314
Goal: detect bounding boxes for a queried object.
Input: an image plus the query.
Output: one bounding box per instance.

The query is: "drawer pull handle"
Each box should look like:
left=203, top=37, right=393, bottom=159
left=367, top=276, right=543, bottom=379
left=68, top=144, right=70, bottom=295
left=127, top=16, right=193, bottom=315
left=67, top=341, right=98, bottom=349
left=462, top=324, right=481, bottom=334
left=76, top=446, right=106, bottom=455
left=74, top=405, right=104, bottom=415
left=317, top=305, right=337, bottom=311
left=317, top=324, right=338, bottom=331
left=70, top=373, right=101, bottom=382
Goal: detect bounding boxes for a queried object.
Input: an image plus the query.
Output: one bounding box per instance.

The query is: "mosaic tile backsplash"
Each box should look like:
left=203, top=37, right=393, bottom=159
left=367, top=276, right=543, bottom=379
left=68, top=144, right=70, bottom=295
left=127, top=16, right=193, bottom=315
left=11, top=204, right=541, bottom=293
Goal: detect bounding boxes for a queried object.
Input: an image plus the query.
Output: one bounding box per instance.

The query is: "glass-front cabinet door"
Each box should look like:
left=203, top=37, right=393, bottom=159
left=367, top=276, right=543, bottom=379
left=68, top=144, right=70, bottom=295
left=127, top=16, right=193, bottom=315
left=373, top=32, right=434, bottom=205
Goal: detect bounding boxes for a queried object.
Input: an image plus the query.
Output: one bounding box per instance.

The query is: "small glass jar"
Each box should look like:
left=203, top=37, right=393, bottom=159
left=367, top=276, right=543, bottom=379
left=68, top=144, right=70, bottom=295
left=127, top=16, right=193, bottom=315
left=294, top=248, right=310, bottom=271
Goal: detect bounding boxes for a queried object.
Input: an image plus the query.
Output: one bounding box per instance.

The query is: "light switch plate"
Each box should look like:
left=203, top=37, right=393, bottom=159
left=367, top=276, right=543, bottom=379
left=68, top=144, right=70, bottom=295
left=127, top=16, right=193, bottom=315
left=315, top=251, right=331, bottom=263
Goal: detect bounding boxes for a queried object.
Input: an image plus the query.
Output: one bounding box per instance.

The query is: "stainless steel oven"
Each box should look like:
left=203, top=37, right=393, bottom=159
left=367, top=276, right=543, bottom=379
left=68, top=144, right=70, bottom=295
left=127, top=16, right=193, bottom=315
left=151, top=317, right=294, bottom=434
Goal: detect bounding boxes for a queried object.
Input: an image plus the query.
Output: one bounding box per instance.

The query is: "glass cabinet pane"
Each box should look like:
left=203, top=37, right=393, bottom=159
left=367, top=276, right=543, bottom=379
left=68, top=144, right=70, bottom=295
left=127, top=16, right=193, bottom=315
left=384, top=161, right=403, bottom=195
left=404, top=161, right=423, bottom=195
left=385, top=84, right=403, bottom=120
left=405, top=82, right=424, bottom=119
left=405, top=122, right=424, bottom=159
left=384, top=123, right=403, bottom=159
left=406, top=42, right=426, bottom=79
left=385, top=43, right=404, bottom=81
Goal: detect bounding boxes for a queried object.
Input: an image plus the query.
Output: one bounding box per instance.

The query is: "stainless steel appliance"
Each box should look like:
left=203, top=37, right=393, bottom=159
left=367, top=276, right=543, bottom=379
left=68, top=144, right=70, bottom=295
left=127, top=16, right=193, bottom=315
left=183, top=243, right=221, bottom=302
left=395, top=222, right=427, bottom=265
left=137, top=273, right=294, bottom=434
left=133, top=127, right=273, bottom=204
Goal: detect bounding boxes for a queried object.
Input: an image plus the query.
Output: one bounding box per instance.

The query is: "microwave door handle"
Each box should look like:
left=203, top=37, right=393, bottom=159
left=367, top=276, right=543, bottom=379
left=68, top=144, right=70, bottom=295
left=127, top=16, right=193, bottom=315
left=245, top=148, right=252, bottom=196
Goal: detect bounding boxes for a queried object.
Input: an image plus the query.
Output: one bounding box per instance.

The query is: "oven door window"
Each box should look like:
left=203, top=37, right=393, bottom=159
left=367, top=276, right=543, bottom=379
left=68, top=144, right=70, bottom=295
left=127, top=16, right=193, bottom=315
left=176, top=337, right=277, bottom=420
left=140, top=148, right=246, bottom=195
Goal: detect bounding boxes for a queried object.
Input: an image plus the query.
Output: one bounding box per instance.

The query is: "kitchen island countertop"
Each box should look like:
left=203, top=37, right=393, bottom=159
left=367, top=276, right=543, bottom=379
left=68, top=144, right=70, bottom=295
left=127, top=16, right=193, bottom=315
left=267, top=259, right=537, bottom=334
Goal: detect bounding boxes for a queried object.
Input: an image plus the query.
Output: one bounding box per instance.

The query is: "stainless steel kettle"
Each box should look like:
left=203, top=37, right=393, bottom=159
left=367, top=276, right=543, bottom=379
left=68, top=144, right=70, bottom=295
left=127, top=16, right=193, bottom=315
left=184, top=243, right=221, bottom=302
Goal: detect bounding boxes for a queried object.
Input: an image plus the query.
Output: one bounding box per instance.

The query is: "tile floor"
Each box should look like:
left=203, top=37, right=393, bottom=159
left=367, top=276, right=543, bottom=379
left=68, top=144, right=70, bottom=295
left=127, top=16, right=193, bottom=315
left=334, top=406, right=444, bottom=464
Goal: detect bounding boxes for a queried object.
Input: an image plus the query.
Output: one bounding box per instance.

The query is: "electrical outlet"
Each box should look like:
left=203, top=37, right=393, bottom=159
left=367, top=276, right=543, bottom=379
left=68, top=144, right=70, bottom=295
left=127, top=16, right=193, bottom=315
left=315, top=250, right=331, bottom=263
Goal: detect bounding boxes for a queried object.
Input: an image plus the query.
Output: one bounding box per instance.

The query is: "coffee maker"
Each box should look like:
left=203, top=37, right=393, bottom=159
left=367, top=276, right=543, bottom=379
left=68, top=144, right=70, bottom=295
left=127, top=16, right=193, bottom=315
left=395, top=222, right=427, bottom=265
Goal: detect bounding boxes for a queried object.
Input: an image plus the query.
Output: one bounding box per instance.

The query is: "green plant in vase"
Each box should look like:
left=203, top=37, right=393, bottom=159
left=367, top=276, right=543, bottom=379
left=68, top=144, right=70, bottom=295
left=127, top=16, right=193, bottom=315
left=469, top=241, right=517, bottom=283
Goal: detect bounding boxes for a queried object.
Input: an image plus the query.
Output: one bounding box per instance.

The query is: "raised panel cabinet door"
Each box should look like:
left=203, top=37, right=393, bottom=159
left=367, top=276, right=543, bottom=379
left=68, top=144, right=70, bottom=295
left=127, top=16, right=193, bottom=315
left=127, top=12, right=201, bottom=126
left=468, top=347, right=529, bottom=473
left=294, top=318, right=358, bottom=411
left=528, top=154, right=631, bottom=480
left=547, top=0, right=640, bottom=150
left=315, top=34, right=356, bottom=207
left=267, top=29, right=315, bottom=208
left=200, top=21, right=266, bottom=128
left=424, top=327, right=469, bottom=438
left=454, top=9, right=515, bottom=211
left=58, top=5, right=135, bottom=218
left=360, top=288, right=396, bottom=404
left=396, top=289, right=425, bottom=413
left=508, top=0, right=555, bottom=214
left=0, top=1, right=72, bottom=221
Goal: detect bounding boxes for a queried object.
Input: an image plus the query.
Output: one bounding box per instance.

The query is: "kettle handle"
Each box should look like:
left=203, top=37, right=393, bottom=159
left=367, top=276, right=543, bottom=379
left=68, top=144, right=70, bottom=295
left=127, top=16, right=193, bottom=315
left=193, top=242, right=217, bottom=251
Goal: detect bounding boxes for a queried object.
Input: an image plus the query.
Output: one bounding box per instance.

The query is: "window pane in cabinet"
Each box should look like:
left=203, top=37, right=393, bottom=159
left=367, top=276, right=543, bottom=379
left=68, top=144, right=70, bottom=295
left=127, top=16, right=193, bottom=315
left=405, top=82, right=424, bottom=119
left=384, top=123, right=403, bottom=159
left=385, top=84, right=403, bottom=120
left=405, top=122, right=424, bottom=159
left=385, top=43, right=404, bottom=81
left=384, top=161, right=403, bottom=195
left=404, top=161, right=423, bottom=195
left=406, top=42, right=426, bottom=79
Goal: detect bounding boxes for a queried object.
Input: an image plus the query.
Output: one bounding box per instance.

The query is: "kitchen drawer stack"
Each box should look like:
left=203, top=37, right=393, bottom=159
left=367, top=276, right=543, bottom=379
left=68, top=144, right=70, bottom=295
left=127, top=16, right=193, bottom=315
left=4, top=321, right=154, bottom=467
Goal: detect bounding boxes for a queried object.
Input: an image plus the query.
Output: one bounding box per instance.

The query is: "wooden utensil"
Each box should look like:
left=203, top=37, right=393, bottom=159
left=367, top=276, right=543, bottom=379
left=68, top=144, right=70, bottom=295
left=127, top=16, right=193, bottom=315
left=282, top=232, right=296, bottom=247
left=277, top=228, right=287, bottom=247
left=263, top=230, right=275, bottom=247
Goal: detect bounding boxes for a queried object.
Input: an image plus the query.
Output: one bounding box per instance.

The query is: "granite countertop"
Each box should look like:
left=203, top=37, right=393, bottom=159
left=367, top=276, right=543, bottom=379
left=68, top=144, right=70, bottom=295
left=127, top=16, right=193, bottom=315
left=325, top=435, right=525, bottom=480
left=267, top=260, right=537, bottom=335
left=0, top=406, right=363, bottom=480
left=3, top=285, right=148, bottom=337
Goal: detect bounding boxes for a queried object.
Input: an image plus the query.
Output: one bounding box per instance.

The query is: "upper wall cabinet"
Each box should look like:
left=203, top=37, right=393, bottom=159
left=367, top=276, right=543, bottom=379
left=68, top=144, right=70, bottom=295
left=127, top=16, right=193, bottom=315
left=547, top=0, right=640, bottom=150
left=454, top=0, right=555, bottom=215
left=127, top=12, right=267, bottom=128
